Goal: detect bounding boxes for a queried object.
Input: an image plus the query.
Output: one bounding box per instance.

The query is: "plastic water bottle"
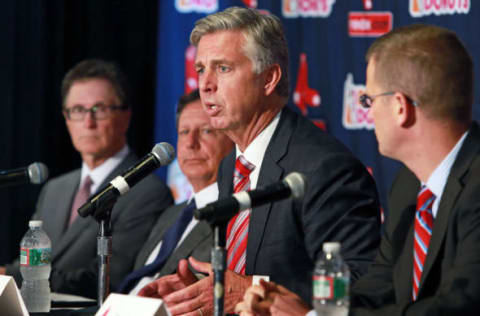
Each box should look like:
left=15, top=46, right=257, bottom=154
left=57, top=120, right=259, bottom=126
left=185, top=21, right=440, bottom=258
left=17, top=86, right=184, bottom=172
left=313, top=242, right=350, bottom=316
left=20, top=220, right=52, bottom=313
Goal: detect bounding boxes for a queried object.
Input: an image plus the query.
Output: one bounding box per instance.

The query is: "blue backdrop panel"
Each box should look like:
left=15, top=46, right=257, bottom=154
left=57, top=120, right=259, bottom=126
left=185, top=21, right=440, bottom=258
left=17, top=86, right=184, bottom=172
left=154, top=0, right=479, bottom=212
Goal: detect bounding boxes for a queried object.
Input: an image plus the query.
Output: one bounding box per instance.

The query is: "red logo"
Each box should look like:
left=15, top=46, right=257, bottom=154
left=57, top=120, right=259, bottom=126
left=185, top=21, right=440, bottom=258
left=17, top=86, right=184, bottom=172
left=242, top=0, right=258, bottom=8
left=184, top=45, right=198, bottom=93
left=282, top=0, right=336, bottom=18
left=410, top=0, right=470, bottom=17
left=348, top=11, right=393, bottom=37
left=175, top=0, right=218, bottom=14
left=342, top=73, right=373, bottom=130
left=293, top=53, right=321, bottom=116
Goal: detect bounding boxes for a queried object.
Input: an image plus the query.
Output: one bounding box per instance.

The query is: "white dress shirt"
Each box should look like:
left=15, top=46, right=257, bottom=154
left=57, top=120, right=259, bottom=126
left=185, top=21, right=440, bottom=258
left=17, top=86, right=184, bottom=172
left=425, top=130, right=468, bottom=218
left=235, top=111, right=281, bottom=190
left=129, top=182, right=219, bottom=295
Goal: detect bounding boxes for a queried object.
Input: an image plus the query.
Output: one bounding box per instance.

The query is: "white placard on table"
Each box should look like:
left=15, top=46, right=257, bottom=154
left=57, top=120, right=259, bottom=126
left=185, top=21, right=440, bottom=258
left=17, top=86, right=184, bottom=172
left=95, top=293, right=170, bottom=316
left=0, top=275, right=29, bottom=316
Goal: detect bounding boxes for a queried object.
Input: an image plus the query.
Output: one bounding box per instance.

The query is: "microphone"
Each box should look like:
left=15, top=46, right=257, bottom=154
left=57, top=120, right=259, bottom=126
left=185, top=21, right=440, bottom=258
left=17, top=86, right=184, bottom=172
left=78, top=142, right=175, bottom=218
left=0, top=162, right=49, bottom=188
left=194, top=172, right=307, bottom=222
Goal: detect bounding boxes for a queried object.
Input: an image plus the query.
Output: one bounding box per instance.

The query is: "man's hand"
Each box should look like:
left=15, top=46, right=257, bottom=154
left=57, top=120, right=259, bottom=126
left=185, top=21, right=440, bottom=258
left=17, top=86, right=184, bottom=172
left=138, top=259, right=197, bottom=298
left=163, top=256, right=252, bottom=316
left=235, top=280, right=310, bottom=316
left=0, top=266, right=5, bottom=275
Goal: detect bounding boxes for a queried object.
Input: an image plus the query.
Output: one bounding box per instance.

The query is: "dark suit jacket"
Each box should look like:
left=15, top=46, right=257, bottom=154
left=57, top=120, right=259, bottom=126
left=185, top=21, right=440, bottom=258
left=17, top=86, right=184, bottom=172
left=351, top=122, right=480, bottom=315
left=5, top=151, right=173, bottom=298
left=131, top=201, right=212, bottom=277
left=217, top=107, right=381, bottom=303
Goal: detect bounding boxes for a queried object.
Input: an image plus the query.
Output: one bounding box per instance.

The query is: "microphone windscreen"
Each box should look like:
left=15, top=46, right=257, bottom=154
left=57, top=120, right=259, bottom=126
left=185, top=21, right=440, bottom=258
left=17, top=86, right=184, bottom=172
left=152, top=142, right=175, bottom=165
left=28, top=162, right=49, bottom=184
left=284, top=172, right=307, bottom=199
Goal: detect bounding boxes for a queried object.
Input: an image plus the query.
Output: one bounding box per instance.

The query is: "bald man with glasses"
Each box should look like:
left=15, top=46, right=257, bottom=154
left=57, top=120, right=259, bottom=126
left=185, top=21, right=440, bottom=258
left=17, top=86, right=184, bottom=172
left=1, top=59, right=173, bottom=299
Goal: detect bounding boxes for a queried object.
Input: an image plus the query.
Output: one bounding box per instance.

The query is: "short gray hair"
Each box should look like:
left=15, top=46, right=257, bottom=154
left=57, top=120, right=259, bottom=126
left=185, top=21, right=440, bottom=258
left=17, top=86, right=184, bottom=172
left=190, top=7, right=289, bottom=101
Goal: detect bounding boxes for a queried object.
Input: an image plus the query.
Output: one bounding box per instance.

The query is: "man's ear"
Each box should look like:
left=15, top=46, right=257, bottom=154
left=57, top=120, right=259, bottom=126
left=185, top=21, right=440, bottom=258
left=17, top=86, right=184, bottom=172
left=264, top=64, right=282, bottom=96
left=394, top=92, right=416, bottom=128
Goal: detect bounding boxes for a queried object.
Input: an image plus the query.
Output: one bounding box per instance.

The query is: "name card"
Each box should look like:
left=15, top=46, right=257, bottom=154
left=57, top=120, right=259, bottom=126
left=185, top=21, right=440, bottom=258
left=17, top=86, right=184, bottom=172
left=0, top=275, right=29, bottom=316
left=96, top=293, right=170, bottom=316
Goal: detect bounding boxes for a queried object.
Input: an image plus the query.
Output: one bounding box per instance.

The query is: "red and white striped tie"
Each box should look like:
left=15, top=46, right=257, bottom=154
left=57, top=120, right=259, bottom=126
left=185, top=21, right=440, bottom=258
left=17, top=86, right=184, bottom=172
left=226, top=155, right=255, bottom=274
left=412, top=186, right=435, bottom=300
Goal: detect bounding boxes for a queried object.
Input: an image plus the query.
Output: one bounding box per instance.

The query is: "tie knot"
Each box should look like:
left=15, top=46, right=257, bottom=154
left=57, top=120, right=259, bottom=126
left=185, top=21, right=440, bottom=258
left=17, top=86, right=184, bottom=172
left=235, top=155, right=255, bottom=178
left=417, top=186, right=435, bottom=212
left=234, top=155, right=255, bottom=193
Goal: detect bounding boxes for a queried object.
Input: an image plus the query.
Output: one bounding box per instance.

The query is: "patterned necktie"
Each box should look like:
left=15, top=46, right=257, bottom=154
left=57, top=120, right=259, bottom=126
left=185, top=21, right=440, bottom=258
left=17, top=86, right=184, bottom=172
left=412, top=186, right=436, bottom=300
left=226, top=155, right=255, bottom=274
left=69, top=175, right=93, bottom=226
left=116, top=200, right=197, bottom=294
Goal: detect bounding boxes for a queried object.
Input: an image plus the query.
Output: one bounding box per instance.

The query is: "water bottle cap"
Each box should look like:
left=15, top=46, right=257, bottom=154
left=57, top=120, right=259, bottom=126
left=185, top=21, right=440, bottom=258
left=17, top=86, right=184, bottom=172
left=323, top=242, right=340, bottom=253
left=29, top=220, right=43, bottom=228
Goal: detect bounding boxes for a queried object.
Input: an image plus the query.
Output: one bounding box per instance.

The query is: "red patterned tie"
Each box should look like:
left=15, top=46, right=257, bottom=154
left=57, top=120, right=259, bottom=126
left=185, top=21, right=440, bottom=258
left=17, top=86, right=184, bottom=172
left=226, top=155, right=255, bottom=274
left=412, top=186, right=435, bottom=300
left=69, top=175, right=93, bottom=226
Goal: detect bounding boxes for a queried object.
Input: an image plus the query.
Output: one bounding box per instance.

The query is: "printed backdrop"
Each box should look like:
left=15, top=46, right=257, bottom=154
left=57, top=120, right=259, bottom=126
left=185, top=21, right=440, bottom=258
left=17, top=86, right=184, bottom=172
left=154, top=0, right=480, bottom=214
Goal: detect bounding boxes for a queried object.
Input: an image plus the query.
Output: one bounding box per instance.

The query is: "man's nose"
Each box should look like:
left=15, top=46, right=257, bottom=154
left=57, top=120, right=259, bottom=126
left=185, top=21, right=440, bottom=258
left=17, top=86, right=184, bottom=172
left=199, top=68, right=217, bottom=93
left=83, top=111, right=97, bottom=128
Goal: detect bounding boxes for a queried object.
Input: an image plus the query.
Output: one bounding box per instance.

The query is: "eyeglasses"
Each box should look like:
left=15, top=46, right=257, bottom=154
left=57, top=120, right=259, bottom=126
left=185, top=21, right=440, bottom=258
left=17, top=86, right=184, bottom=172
left=359, top=92, right=419, bottom=109
left=63, top=104, right=129, bottom=121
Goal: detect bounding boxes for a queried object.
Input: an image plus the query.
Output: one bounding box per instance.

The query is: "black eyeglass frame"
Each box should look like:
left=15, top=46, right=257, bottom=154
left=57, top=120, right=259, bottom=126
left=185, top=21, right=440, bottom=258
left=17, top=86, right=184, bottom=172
left=63, top=104, right=129, bottom=121
left=359, top=91, right=419, bottom=109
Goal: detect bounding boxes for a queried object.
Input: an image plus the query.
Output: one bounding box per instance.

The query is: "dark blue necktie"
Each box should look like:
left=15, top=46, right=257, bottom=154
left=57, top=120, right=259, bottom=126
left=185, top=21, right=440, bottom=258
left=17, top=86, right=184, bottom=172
left=116, top=200, right=196, bottom=294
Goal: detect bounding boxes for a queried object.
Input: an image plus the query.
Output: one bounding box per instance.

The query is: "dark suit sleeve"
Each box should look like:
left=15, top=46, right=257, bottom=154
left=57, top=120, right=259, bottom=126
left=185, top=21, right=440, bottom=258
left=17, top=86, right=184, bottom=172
left=351, top=165, right=480, bottom=316
left=301, top=151, right=381, bottom=282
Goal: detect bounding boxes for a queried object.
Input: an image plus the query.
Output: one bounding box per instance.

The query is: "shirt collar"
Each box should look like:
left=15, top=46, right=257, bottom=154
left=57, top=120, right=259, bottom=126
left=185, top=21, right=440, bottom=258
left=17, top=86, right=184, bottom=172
left=235, top=110, right=281, bottom=189
left=192, top=182, right=219, bottom=209
left=425, top=130, right=469, bottom=217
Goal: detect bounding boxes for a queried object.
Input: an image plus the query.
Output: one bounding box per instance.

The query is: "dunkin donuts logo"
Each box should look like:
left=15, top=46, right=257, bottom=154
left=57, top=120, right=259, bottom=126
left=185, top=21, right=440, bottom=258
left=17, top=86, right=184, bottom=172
left=282, top=0, right=336, bottom=18
left=342, top=73, right=374, bottom=130
left=410, top=0, right=470, bottom=17
left=175, top=0, right=218, bottom=14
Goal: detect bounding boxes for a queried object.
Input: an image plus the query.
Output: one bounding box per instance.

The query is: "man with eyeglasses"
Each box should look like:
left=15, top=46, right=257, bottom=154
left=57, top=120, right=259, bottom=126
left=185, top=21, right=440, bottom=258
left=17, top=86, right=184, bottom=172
left=236, top=24, right=480, bottom=316
left=1, top=59, right=173, bottom=299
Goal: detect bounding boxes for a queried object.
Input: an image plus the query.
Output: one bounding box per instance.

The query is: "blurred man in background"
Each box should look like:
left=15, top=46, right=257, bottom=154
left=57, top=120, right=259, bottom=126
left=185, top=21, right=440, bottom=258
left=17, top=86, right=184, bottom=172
left=116, top=89, right=233, bottom=295
left=1, top=59, right=173, bottom=298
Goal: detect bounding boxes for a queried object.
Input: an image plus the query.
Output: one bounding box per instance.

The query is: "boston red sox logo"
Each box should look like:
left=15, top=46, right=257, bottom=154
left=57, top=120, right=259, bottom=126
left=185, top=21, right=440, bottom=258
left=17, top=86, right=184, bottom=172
left=293, top=53, right=321, bottom=116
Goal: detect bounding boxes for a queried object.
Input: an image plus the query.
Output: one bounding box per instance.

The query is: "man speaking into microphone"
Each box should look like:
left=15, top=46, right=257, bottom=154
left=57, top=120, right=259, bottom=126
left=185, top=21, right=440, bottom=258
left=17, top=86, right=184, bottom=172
left=139, top=7, right=380, bottom=315
left=0, top=59, right=173, bottom=298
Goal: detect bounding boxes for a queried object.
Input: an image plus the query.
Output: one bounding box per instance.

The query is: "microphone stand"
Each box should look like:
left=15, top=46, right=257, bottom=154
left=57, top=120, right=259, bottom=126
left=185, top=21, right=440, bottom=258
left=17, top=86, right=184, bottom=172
left=92, top=194, right=118, bottom=306
left=210, top=221, right=227, bottom=316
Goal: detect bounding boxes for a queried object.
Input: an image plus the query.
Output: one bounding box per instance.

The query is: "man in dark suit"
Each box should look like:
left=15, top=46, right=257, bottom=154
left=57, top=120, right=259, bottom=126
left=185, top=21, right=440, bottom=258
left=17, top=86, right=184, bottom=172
left=349, top=24, right=480, bottom=315
left=116, top=89, right=233, bottom=295
left=236, top=24, right=480, bottom=316
left=0, top=59, right=173, bottom=298
left=139, top=7, right=380, bottom=315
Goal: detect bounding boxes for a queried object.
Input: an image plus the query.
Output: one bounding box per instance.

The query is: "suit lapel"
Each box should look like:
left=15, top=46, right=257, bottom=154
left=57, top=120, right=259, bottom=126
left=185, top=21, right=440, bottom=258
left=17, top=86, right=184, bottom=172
left=160, top=221, right=212, bottom=275
left=395, top=204, right=417, bottom=301
left=419, top=123, right=480, bottom=297
left=53, top=151, right=138, bottom=261
left=47, top=171, right=80, bottom=257
left=245, top=108, right=293, bottom=273
left=134, top=203, right=186, bottom=270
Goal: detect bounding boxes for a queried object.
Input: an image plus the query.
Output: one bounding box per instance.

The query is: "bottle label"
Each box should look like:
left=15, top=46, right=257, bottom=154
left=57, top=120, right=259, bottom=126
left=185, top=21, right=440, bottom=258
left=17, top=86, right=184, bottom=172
left=313, top=275, right=349, bottom=300
left=20, top=248, right=51, bottom=267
